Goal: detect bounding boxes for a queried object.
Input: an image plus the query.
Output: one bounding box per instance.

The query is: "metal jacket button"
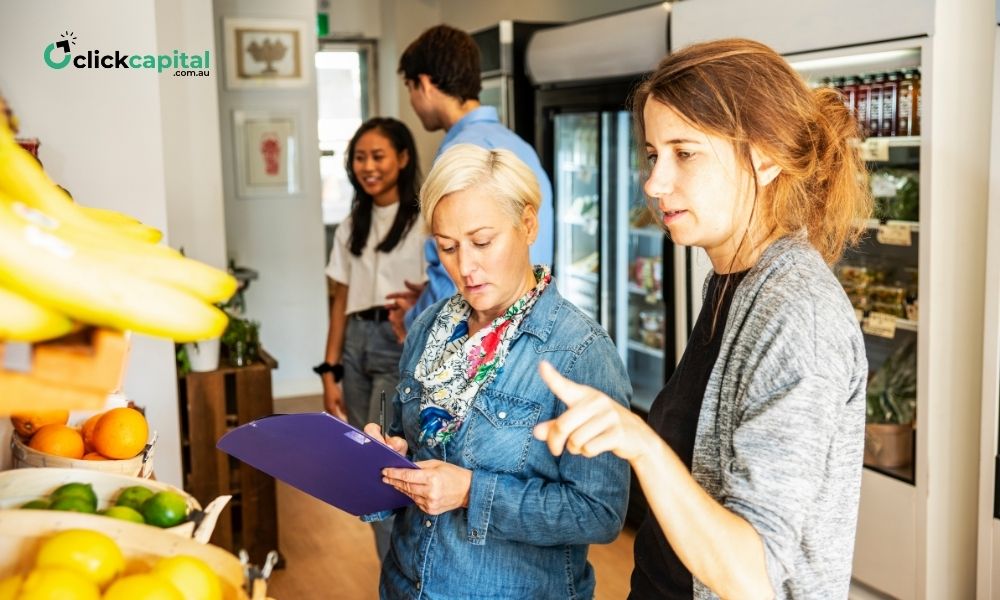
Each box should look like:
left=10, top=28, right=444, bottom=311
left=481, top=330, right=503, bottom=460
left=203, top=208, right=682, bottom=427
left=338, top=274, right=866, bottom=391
left=497, top=411, right=507, bottom=419
left=404, top=387, right=411, bottom=394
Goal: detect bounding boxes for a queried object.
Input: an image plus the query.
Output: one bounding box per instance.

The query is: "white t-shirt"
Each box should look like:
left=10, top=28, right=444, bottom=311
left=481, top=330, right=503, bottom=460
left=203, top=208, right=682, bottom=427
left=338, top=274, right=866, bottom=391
left=325, top=202, right=427, bottom=316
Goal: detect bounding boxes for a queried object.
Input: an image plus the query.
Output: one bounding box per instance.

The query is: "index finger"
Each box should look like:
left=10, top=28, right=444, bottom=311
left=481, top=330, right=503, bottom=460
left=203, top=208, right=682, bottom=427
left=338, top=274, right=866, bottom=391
left=538, top=361, right=593, bottom=408
left=383, top=466, right=426, bottom=483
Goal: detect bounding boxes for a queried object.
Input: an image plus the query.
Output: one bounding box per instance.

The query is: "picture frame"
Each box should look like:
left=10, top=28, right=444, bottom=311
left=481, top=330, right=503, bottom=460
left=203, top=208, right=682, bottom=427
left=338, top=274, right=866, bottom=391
left=223, top=18, right=311, bottom=89
left=232, top=110, right=301, bottom=197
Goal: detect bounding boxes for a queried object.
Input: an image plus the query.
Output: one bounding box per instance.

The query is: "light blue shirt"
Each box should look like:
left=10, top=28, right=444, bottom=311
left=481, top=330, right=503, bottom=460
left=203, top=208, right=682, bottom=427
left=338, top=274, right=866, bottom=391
left=404, top=106, right=554, bottom=328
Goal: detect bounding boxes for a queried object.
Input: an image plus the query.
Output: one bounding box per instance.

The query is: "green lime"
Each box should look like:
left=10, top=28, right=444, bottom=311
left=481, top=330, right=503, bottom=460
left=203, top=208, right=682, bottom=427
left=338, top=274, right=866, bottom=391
left=49, top=482, right=97, bottom=512
left=101, top=505, right=145, bottom=524
left=20, top=499, right=50, bottom=509
left=140, top=491, right=187, bottom=528
left=114, top=486, right=154, bottom=512
left=49, top=496, right=96, bottom=513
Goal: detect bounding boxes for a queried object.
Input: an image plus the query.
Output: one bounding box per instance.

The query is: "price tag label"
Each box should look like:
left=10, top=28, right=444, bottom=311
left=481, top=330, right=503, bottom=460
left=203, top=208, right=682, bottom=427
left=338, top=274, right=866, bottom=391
left=860, top=138, right=890, bottom=162
left=877, top=223, right=912, bottom=246
left=863, top=312, right=898, bottom=339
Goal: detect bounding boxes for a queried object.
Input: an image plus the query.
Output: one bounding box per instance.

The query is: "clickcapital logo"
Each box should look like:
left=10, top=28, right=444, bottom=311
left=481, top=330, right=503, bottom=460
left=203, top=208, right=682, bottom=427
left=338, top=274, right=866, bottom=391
left=43, top=30, right=212, bottom=77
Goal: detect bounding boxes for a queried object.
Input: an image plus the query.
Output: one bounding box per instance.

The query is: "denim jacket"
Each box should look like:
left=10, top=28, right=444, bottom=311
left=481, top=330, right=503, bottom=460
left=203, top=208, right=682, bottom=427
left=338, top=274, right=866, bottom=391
left=377, top=281, right=631, bottom=600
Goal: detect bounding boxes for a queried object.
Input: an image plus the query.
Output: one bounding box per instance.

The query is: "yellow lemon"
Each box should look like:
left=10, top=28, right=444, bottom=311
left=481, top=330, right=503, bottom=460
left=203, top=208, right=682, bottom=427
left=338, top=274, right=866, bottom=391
left=34, top=529, right=124, bottom=588
left=150, top=556, right=222, bottom=600
left=17, top=567, right=99, bottom=600
left=102, top=574, right=183, bottom=600
left=0, top=573, right=21, bottom=600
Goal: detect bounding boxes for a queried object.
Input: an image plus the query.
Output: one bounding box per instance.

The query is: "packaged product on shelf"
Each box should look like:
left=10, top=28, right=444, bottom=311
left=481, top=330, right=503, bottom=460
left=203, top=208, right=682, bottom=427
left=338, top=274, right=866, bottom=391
left=897, top=68, right=921, bottom=136
left=868, top=73, right=885, bottom=137
left=881, top=72, right=900, bottom=137
left=857, top=74, right=873, bottom=137
left=870, top=169, right=919, bottom=222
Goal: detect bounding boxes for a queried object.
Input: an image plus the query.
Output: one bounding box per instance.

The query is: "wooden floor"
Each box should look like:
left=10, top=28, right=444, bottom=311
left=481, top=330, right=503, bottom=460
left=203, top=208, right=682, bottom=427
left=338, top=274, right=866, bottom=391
left=267, top=395, right=636, bottom=599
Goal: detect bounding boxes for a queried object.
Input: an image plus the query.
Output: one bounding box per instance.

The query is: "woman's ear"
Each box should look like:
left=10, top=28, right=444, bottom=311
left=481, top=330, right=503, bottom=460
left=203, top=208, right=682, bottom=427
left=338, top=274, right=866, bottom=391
left=751, top=147, right=781, bottom=188
left=398, top=148, right=410, bottom=170
left=522, top=205, right=539, bottom=245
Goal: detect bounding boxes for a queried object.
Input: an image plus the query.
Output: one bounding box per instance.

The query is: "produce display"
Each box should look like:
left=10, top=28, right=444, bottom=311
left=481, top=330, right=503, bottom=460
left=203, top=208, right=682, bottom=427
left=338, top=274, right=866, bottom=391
left=12, top=408, right=148, bottom=461
left=18, top=482, right=189, bottom=529
left=0, top=104, right=236, bottom=343
left=0, top=529, right=222, bottom=600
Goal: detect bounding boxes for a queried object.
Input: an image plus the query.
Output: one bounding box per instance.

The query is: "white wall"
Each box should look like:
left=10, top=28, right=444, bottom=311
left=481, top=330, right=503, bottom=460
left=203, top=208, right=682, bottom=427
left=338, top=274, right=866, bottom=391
left=0, top=0, right=223, bottom=486
left=214, top=0, right=328, bottom=399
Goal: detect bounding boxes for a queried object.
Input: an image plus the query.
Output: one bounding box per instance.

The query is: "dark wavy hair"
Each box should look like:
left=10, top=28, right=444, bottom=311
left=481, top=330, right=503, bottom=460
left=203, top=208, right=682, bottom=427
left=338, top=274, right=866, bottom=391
left=398, top=25, right=482, bottom=102
left=345, top=118, right=421, bottom=256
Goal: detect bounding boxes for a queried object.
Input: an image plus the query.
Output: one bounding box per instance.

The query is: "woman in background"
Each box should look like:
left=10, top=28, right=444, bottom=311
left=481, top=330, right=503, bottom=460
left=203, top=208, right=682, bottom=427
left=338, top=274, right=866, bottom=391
left=320, top=117, right=425, bottom=559
left=534, top=38, right=872, bottom=599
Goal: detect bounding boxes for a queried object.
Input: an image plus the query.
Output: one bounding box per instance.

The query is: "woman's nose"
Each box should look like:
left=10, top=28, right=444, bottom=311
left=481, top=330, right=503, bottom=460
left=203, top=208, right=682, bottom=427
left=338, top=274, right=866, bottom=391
left=643, top=160, right=674, bottom=201
left=457, top=245, right=476, bottom=279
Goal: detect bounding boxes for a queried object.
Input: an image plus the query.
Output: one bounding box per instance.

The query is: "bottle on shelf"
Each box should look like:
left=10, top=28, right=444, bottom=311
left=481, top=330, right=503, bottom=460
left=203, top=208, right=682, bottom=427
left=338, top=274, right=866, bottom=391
left=897, top=68, right=921, bottom=137
left=856, top=74, right=873, bottom=137
left=881, top=72, right=900, bottom=137
left=868, top=73, right=886, bottom=138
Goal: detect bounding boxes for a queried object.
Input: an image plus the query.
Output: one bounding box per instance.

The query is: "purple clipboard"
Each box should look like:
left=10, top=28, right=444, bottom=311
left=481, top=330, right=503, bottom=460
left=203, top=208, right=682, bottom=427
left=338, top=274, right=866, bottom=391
left=216, top=412, right=416, bottom=516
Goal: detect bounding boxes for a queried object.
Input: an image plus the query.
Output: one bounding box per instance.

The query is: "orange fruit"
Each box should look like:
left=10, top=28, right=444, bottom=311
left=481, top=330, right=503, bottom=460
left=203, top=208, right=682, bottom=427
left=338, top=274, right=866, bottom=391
left=82, top=452, right=107, bottom=461
left=80, top=412, right=103, bottom=451
left=10, top=410, right=69, bottom=439
left=92, top=407, right=148, bottom=459
left=28, top=424, right=84, bottom=459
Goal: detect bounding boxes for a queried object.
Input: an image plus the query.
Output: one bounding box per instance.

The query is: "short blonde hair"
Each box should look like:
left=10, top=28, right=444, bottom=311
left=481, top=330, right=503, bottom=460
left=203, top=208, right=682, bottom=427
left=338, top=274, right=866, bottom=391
left=420, top=144, right=541, bottom=231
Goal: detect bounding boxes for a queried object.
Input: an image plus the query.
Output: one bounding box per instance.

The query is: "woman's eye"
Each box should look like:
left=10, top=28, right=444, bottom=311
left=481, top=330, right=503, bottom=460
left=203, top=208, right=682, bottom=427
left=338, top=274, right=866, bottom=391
left=676, top=150, right=694, bottom=160
left=646, top=154, right=657, bottom=166
left=473, top=241, right=491, bottom=249
left=440, top=245, right=457, bottom=254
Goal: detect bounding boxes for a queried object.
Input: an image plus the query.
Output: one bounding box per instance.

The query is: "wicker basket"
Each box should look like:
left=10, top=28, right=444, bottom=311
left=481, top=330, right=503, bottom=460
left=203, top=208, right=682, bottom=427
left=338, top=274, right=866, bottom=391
left=10, top=432, right=155, bottom=478
left=0, top=509, right=255, bottom=599
left=0, top=467, right=229, bottom=542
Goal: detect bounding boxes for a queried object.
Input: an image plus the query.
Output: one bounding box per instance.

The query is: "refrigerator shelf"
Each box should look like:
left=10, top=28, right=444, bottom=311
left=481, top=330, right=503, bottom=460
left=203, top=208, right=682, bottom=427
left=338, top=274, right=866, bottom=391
left=628, top=340, right=664, bottom=359
left=859, top=219, right=920, bottom=233
left=630, top=227, right=663, bottom=239
left=562, top=216, right=598, bottom=229
left=567, top=269, right=598, bottom=284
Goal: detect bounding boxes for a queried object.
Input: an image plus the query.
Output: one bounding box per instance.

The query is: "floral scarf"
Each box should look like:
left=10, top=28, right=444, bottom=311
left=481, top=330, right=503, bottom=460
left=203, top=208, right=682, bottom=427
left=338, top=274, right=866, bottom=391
left=414, top=266, right=551, bottom=447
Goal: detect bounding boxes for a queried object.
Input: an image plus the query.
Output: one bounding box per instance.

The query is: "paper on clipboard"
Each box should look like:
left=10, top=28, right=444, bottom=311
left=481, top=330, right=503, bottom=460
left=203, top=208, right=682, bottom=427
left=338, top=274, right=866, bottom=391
left=216, top=412, right=416, bottom=516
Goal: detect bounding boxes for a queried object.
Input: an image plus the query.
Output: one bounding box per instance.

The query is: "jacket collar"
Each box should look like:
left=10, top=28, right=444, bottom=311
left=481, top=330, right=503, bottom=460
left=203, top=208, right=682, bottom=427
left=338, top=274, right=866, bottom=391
left=516, top=278, right=563, bottom=344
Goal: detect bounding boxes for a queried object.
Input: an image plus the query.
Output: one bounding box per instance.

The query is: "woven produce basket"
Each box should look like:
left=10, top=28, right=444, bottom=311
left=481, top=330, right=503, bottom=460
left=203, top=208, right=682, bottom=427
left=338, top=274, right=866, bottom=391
left=0, top=467, right=230, bottom=542
left=0, top=509, right=257, bottom=599
left=11, top=432, right=155, bottom=478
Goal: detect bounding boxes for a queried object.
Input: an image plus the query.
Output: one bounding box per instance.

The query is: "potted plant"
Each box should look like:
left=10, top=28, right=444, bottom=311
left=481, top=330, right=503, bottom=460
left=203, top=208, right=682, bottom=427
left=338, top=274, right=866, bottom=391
left=864, top=338, right=917, bottom=468
left=221, top=315, right=260, bottom=367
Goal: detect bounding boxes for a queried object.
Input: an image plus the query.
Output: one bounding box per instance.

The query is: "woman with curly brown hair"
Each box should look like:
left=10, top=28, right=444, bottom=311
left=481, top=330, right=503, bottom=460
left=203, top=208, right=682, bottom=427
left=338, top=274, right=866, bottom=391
left=535, top=38, right=873, bottom=599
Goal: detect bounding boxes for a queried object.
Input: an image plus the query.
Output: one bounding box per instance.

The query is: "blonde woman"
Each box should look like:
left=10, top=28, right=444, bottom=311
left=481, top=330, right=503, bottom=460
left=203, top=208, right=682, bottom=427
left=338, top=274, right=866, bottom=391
left=535, top=39, right=872, bottom=599
left=364, top=144, right=631, bottom=599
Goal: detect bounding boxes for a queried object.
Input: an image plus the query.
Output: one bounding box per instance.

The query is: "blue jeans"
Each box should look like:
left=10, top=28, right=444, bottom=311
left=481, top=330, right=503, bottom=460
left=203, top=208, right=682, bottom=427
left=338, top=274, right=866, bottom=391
left=342, top=317, right=403, bottom=560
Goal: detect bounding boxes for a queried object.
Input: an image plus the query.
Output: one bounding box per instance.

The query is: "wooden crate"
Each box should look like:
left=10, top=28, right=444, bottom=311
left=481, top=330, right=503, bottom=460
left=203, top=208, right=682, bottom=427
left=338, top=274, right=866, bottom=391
left=0, top=328, right=129, bottom=414
left=178, top=353, right=279, bottom=565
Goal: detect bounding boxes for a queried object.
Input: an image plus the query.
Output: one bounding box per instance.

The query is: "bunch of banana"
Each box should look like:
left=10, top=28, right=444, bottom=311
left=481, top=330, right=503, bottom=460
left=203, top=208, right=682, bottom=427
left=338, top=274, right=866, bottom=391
left=0, top=116, right=236, bottom=343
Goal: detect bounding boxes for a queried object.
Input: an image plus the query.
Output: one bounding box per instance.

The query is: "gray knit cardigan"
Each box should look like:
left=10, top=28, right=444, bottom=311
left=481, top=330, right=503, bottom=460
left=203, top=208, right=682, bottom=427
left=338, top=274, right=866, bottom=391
left=690, top=235, right=867, bottom=599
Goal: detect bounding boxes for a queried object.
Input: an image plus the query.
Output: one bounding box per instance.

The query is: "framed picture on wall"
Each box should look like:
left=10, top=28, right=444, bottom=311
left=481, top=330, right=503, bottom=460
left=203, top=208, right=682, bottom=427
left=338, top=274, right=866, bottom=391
left=224, top=18, right=311, bottom=89
left=232, top=110, right=300, bottom=197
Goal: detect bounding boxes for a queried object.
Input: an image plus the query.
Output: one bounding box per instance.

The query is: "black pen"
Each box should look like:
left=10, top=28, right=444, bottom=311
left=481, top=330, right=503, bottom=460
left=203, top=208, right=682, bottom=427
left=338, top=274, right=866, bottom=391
left=379, top=389, right=386, bottom=437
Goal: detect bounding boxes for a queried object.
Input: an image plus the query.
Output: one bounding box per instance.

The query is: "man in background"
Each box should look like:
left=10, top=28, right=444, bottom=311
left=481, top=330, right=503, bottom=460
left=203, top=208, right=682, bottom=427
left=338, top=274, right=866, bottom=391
left=386, top=24, right=554, bottom=339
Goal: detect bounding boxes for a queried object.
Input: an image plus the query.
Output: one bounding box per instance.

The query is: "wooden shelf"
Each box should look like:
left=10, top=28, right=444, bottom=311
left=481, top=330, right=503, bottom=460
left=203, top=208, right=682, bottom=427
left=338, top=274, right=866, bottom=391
left=178, top=357, right=279, bottom=565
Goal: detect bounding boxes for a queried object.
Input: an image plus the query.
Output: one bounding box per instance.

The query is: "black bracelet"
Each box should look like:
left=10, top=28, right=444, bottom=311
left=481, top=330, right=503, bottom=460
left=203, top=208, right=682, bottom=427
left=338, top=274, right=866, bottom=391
left=313, top=361, right=344, bottom=382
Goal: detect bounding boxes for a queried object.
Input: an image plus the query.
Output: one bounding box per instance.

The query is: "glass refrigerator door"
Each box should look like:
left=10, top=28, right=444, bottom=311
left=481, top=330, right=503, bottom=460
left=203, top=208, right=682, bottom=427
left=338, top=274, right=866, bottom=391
left=604, top=111, right=667, bottom=412
left=554, top=113, right=601, bottom=321
left=792, top=47, right=922, bottom=485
